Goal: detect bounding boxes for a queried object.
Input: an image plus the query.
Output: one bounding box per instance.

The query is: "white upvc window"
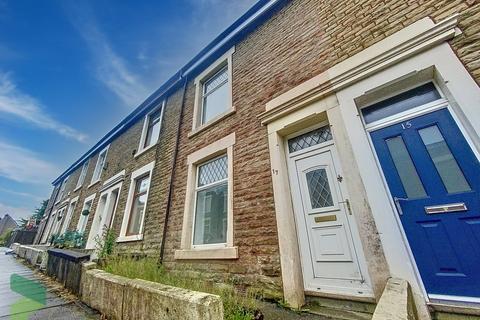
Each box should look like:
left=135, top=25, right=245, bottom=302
left=57, top=176, right=69, bottom=202
left=192, top=47, right=234, bottom=133
left=193, top=155, right=228, bottom=246
left=118, top=161, right=155, bottom=242
left=91, top=146, right=109, bottom=184
left=175, top=132, right=237, bottom=260
left=60, top=196, right=78, bottom=234
left=77, top=194, right=96, bottom=234
left=75, top=160, right=90, bottom=190
left=136, top=102, right=165, bottom=156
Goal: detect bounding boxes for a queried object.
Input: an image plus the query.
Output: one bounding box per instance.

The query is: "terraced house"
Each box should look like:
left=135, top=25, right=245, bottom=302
left=36, top=0, right=480, bottom=318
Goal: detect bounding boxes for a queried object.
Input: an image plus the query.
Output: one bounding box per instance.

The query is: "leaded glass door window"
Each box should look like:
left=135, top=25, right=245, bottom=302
left=306, top=168, right=334, bottom=209
left=288, top=125, right=333, bottom=153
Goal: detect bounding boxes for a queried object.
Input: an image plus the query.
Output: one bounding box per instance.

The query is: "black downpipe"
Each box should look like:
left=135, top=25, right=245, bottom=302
left=159, top=76, right=188, bottom=263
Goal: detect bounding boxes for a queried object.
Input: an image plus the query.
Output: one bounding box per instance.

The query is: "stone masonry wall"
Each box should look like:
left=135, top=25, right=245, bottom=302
left=159, top=0, right=480, bottom=297
left=43, top=0, right=479, bottom=299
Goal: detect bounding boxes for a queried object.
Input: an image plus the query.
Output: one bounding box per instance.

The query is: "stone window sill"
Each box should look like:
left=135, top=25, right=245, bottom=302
left=87, top=179, right=101, bottom=189
left=134, top=142, right=157, bottom=159
left=188, top=108, right=236, bottom=139
left=117, top=234, right=143, bottom=243
left=174, top=246, right=238, bottom=260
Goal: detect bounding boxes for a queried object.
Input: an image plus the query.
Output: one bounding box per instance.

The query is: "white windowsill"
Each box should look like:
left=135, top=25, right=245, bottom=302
left=189, top=108, right=236, bottom=138
left=174, top=246, right=238, bottom=260
left=73, top=185, right=83, bottom=192
left=87, top=179, right=101, bottom=189
left=117, top=234, right=143, bottom=243
left=134, top=142, right=157, bottom=159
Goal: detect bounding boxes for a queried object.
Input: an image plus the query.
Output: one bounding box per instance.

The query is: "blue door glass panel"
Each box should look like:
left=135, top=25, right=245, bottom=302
left=371, top=108, right=480, bottom=297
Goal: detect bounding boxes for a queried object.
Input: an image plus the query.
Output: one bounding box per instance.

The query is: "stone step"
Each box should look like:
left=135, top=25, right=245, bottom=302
left=430, top=301, right=480, bottom=320
left=305, top=295, right=376, bottom=320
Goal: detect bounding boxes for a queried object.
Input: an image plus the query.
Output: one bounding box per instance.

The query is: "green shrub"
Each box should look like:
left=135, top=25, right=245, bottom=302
left=52, top=231, right=85, bottom=249
left=102, top=256, right=258, bottom=320
left=0, top=229, right=14, bottom=246
left=94, top=227, right=116, bottom=260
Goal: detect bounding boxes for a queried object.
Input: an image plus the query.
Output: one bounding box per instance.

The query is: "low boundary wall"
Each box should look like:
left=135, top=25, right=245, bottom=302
left=81, top=265, right=224, bottom=320
left=46, top=248, right=90, bottom=295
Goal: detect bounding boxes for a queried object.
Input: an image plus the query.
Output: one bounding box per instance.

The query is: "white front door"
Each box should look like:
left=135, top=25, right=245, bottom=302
left=287, top=126, right=371, bottom=295
left=85, top=185, right=120, bottom=249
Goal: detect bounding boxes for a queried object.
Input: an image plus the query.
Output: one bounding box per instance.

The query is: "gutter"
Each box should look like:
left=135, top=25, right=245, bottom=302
left=51, top=0, right=287, bottom=185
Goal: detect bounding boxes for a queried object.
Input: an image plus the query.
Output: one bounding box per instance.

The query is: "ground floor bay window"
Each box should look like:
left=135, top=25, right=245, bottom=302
left=175, top=132, right=237, bottom=259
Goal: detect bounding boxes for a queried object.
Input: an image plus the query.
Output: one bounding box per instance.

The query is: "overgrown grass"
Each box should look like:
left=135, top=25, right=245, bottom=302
left=102, top=256, right=258, bottom=320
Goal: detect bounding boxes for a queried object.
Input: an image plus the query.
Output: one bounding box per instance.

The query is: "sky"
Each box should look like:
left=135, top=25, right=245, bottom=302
left=0, top=0, right=257, bottom=221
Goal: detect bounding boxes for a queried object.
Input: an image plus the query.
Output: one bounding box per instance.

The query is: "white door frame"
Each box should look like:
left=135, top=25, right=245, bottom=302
left=361, top=89, right=480, bottom=304
left=335, top=44, right=480, bottom=305
left=285, top=123, right=373, bottom=297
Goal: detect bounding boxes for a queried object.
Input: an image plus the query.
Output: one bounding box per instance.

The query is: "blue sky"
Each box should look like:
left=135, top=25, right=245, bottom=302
left=0, top=0, right=257, bottom=220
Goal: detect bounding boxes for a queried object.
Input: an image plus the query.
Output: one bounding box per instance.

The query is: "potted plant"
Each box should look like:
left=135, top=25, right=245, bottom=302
left=81, top=209, right=90, bottom=216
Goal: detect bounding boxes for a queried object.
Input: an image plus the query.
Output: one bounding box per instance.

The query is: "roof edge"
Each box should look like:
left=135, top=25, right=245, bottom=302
left=52, top=0, right=287, bottom=185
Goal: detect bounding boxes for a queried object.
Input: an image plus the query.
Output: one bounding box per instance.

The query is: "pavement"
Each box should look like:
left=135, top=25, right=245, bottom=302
left=0, top=247, right=99, bottom=320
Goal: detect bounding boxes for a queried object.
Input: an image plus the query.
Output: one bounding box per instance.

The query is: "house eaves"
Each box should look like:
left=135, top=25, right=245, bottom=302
left=52, top=0, right=288, bottom=186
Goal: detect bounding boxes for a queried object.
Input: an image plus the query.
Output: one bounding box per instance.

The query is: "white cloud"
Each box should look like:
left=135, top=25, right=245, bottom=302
left=66, top=3, right=150, bottom=107
left=0, top=187, right=44, bottom=202
left=0, top=202, right=31, bottom=221
left=0, top=72, right=88, bottom=142
left=0, top=140, right=58, bottom=184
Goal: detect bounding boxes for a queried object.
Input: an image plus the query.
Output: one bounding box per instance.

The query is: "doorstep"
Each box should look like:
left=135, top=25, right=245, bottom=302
left=429, top=300, right=480, bottom=320
left=305, top=294, right=376, bottom=320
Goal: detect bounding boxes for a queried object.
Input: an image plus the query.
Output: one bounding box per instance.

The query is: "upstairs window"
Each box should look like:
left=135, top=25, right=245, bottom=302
left=58, top=176, right=69, bottom=201
left=76, top=160, right=90, bottom=189
left=91, top=146, right=109, bottom=184
left=201, top=66, right=229, bottom=124
left=137, top=103, right=164, bottom=155
left=192, top=47, right=234, bottom=132
left=144, top=109, right=162, bottom=148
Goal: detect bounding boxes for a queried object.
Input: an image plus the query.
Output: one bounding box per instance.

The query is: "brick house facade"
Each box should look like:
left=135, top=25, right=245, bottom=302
left=38, top=0, right=480, bottom=316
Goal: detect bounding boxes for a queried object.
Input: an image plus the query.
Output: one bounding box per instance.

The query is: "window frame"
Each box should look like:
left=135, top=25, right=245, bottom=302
left=118, top=161, right=155, bottom=242
left=191, top=154, right=229, bottom=248
left=136, top=101, right=165, bottom=157
left=76, top=193, right=96, bottom=234
left=75, top=160, right=90, bottom=191
left=90, top=145, right=109, bottom=186
left=191, top=47, right=235, bottom=135
left=175, top=132, right=237, bottom=260
left=60, top=196, right=79, bottom=234
left=57, top=176, right=69, bottom=203
left=125, top=173, right=150, bottom=237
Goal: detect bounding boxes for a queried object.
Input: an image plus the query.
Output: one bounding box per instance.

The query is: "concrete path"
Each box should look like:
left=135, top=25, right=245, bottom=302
left=0, top=247, right=99, bottom=320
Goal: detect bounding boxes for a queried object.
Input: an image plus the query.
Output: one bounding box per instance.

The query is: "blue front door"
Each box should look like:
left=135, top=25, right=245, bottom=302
left=371, top=108, right=480, bottom=298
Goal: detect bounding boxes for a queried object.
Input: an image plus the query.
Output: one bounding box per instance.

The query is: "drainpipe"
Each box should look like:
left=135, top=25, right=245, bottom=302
left=159, top=75, right=188, bottom=263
